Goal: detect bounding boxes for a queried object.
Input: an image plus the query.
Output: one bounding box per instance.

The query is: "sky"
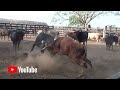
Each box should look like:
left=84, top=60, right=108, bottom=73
left=0, top=11, right=120, bottom=28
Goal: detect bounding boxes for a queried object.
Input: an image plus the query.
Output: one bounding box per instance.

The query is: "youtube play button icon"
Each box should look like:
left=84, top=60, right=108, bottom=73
left=8, top=66, right=18, bottom=74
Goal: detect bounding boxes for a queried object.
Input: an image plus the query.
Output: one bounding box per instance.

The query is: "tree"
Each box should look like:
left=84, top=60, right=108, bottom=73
left=110, top=11, right=120, bottom=15
left=51, top=11, right=109, bottom=29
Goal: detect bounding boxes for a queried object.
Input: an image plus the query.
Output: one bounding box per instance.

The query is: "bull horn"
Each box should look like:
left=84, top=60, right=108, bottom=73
left=41, top=46, right=48, bottom=51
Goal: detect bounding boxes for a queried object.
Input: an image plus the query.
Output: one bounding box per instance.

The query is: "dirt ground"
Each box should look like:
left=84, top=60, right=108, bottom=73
left=0, top=37, right=120, bottom=79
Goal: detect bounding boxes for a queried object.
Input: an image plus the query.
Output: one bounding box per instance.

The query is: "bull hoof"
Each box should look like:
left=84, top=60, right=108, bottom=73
left=23, top=53, right=28, bottom=57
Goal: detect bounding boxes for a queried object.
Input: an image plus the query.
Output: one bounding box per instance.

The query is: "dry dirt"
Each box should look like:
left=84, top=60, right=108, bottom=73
left=0, top=37, right=120, bottom=79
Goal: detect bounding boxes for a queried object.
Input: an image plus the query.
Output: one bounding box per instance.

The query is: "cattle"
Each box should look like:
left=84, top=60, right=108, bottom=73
left=96, top=34, right=102, bottom=43
left=88, top=33, right=102, bottom=42
left=41, top=37, right=92, bottom=77
left=30, top=31, right=59, bottom=52
left=118, top=36, right=120, bottom=46
left=0, top=29, right=9, bottom=40
left=10, top=29, right=25, bottom=52
left=105, top=34, right=114, bottom=50
left=31, top=32, right=54, bottom=52
left=65, top=31, right=88, bottom=46
left=7, top=29, right=12, bottom=41
left=75, top=31, right=88, bottom=46
left=113, top=35, right=118, bottom=46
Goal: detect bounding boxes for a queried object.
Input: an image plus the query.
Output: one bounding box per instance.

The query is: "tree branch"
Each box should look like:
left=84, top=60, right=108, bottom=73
left=86, top=11, right=104, bottom=25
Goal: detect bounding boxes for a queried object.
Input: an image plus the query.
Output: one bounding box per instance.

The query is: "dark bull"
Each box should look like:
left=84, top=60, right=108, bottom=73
left=30, top=31, right=59, bottom=52
left=31, top=30, right=59, bottom=52
left=65, top=31, right=88, bottom=46
left=10, top=30, right=25, bottom=52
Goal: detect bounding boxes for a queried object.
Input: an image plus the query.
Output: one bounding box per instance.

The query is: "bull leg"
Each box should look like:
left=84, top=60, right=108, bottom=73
left=106, top=44, right=108, bottom=50
left=13, top=44, right=15, bottom=56
left=79, top=60, right=88, bottom=79
left=18, top=41, right=20, bottom=50
left=106, top=46, right=107, bottom=50
left=98, top=39, right=100, bottom=42
left=8, top=36, right=9, bottom=41
left=31, top=43, right=36, bottom=52
left=15, top=44, right=17, bottom=56
left=85, top=40, right=87, bottom=48
left=108, top=45, right=110, bottom=50
left=83, top=42, right=85, bottom=46
left=17, top=43, right=19, bottom=51
left=13, top=42, right=15, bottom=50
left=4, top=36, right=5, bottom=40
left=13, top=43, right=17, bottom=56
left=15, top=45, right=16, bottom=53
left=112, top=45, right=113, bottom=50
left=116, top=42, right=117, bottom=46
left=106, top=44, right=110, bottom=50
left=96, top=39, right=98, bottom=43
left=108, top=46, right=110, bottom=50
left=74, top=59, right=86, bottom=79
left=1, top=36, right=2, bottom=40
left=13, top=41, right=17, bottom=52
left=78, top=63, right=86, bottom=79
left=15, top=44, right=17, bottom=52
left=78, top=67, right=84, bottom=78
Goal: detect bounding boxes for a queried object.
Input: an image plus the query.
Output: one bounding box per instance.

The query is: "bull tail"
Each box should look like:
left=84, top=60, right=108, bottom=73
left=31, top=43, right=36, bottom=52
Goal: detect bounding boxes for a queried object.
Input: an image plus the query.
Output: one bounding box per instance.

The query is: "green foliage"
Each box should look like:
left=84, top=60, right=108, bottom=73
left=69, top=15, right=80, bottom=26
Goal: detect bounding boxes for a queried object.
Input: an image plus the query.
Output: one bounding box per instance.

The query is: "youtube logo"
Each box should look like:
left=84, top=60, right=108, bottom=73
left=8, top=66, right=18, bottom=74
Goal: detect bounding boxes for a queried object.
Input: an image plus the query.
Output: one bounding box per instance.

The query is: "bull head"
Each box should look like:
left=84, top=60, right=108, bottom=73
left=41, top=45, right=48, bottom=53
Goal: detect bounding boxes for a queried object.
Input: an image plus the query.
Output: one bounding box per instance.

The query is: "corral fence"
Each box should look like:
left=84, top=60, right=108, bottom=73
left=104, top=26, right=120, bottom=35
left=0, top=23, right=54, bottom=40
left=54, top=26, right=76, bottom=37
left=1, top=23, right=120, bottom=40
left=54, top=26, right=120, bottom=40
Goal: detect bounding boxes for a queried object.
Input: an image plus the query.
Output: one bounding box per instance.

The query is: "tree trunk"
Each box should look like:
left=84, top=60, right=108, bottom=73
left=83, top=23, right=88, bottom=31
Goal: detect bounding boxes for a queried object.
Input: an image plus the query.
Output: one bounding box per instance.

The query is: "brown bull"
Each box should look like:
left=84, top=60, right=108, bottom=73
left=41, top=37, right=92, bottom=77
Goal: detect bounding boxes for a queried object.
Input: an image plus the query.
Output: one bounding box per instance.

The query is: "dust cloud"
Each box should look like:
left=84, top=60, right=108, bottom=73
left=16, top=50, right=80, bottom=73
